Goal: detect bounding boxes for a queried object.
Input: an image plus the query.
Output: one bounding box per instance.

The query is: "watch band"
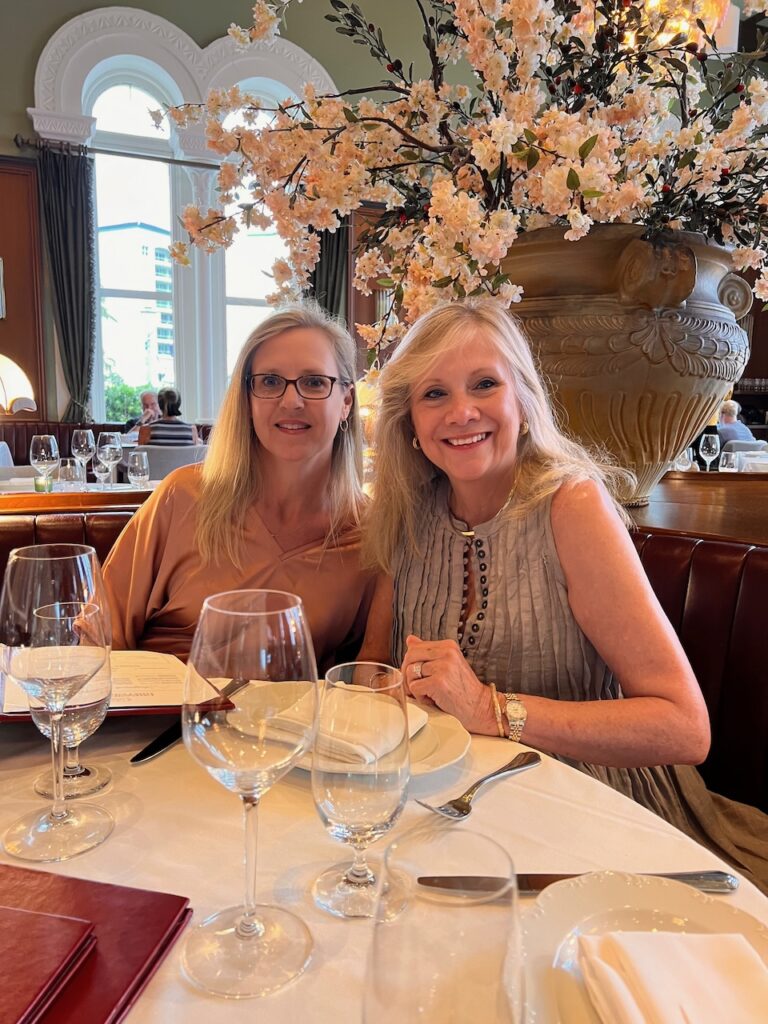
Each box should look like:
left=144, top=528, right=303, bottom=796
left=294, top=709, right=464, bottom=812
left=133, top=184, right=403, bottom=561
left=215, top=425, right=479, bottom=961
left=504, top=693, right=527, bottom=742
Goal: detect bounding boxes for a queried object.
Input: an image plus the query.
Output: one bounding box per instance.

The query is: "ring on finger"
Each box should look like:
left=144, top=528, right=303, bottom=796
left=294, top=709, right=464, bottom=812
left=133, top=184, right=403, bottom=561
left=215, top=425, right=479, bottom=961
left=412, top=661, right=424, bottom=680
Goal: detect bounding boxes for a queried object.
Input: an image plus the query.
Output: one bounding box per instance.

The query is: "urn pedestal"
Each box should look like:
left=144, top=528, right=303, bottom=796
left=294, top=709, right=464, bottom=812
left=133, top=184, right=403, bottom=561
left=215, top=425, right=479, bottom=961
left=502, top=225, right=752, bottom=505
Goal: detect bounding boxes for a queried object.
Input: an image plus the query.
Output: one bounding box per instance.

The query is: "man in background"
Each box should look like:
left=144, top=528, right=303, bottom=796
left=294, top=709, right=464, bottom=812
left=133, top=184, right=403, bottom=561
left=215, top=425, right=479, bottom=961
left=718, top=399, right=756, bottom=444
left=125, top=390, right=161, bottom=432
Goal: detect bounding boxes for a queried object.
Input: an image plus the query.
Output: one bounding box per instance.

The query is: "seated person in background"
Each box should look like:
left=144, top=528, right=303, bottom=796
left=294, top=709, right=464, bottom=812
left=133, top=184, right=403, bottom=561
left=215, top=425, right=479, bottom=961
left=359, top=298, right=768, bottom=893
left=125, top=389, right=161, bottom=431
left=138, top=387, right=199, bottom=446
left=103, top=304, right=375, bottom=673
left=718, top=399, right=756, bottom=444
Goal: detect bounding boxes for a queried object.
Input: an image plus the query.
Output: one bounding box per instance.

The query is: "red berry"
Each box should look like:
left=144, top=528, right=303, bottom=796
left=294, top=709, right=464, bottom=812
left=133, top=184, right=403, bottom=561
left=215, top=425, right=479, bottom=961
left=697, top=52, right=707, bottom=62
left=688, top=108, right=696, bottom=117
left=721, top=167, right=730, bottom=175
left=661, top=184, right=672, bottom=193
left=735, top=83, right=745, bottom=93
left=398, top=212, right=407, bottom=224
left=386, top=63, right=395, bottom=72
left=573, top=83, right=584, bottom=94
left=555, top=76, right=561, bottom=84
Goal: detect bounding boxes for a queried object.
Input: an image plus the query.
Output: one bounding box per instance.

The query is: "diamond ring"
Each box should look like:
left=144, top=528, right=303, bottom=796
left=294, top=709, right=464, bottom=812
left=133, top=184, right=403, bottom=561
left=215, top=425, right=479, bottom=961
left=412, top=661, right=424, bottom=680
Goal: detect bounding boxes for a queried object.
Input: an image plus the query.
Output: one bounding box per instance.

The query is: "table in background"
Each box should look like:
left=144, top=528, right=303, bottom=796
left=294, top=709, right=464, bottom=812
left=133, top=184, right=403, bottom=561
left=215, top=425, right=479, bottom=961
left=1, top=717, right=766, bottom=1023
left=631, top=471, right=768, bottom=546
left=0, top=485, right=155, bottom=515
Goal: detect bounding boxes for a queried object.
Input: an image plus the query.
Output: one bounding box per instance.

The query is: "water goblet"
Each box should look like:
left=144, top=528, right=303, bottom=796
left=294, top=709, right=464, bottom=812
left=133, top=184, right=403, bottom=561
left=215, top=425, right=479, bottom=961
left=58, top=458, right=85, bottom=492
left=127, top=450, right=150, bottom=488
left=31, top=659, right=112, bottom=799
left=29, top=434, right=60, bottom=492
left=311, top=662, right=409, bottom=919
left=71, top=429, right=96, bottom=485
left=181, top=589, right=319, bottom=999
left=92, top=457, right=111, bottom=491
left=0, top=544, right=113, bottom=861
left=96, top=432, right=122, bottom=490
left=363, top=828, right=523, bottom=1024
left=719, top=452, right=738, bottom=472
left=699, top=434, right=720, bottom=472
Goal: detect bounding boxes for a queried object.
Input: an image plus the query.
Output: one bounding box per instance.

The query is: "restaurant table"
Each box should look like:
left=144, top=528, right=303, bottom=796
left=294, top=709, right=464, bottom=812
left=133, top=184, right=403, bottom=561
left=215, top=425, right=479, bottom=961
left=1, top=716, right=766, bottom=1022
left=0, top=483, right=156, bottom=514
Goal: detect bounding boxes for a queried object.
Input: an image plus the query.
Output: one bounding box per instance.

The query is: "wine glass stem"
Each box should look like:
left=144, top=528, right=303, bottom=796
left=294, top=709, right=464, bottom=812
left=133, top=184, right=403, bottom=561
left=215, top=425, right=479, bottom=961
left=238, top=793, right=264, bottom=939
left=63, top=744, right=85, bottom=779
left=345, top=846, right=374, bottom=886
left=49, top=712, right=69, bottom=821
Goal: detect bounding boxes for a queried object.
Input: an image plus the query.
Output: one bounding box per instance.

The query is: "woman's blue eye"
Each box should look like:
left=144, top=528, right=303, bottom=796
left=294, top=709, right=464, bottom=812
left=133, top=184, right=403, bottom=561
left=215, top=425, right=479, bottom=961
left=261, top=374, right=282, bottom=388
left=474, top=378, right=498, bottom=390
left=423, top=387, right=446, bottom=400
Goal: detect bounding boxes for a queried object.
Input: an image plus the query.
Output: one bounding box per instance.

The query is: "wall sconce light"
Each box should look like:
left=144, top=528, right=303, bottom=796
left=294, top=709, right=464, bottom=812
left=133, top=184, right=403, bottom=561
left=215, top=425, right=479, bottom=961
left=0, top=354, right=37, bottom=414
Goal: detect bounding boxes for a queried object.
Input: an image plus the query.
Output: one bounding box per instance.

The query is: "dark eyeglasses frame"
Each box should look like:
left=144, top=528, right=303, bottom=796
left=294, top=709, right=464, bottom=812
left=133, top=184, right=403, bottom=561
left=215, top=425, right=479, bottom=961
left=245, top=373, right=351, bottom=400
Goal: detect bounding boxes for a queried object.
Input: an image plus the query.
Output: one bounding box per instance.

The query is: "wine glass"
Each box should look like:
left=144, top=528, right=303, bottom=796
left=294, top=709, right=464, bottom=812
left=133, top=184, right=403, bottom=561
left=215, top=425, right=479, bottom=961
left=311, top=662, right=409, bottom=919
left=363, top=828, right=523, bottom=1023
left=96, top=432, right=122, bottom=490
left=0, top=544, right=113, bottom=861
left=30, top=659, right=112, bottom=799
left=181, top=589, right=319, bottom=999
left=127, top=450, right=150, bottom=488
left=699, top=433, right=720, bottom=472
left=58, top=458, right=85, bottom=492
left=674, top=447, right=694, bottom=472
left=71, top=429, right=96, bottom=485
left=92, top=457, right=111, bottom=491
left=29, top=434, right=60, bottom=492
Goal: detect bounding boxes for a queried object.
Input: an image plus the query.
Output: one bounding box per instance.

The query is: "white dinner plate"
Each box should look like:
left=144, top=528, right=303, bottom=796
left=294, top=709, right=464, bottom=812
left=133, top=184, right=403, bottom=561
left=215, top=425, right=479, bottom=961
left=522, top=871, right=768, bottom=1024
left=294, top=705, right=470, bottom=778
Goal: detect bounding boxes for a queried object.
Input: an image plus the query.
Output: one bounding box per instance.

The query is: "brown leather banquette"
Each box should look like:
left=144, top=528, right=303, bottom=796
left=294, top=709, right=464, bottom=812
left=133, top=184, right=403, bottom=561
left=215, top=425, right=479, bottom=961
left=0, top=421, right=214, bottom=465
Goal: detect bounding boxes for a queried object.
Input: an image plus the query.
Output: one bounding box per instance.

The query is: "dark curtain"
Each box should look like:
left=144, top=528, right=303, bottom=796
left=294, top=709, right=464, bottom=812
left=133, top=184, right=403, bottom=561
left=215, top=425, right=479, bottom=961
left=37, top=147, right=97, bottom=422
left=308, top=218, right=349, bottom=320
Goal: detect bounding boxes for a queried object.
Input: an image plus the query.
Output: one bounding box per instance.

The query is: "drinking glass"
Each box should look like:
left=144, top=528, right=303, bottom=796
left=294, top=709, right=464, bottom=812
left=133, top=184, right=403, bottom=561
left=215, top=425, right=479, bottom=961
left=0, top=544, right=113, bottom=861
left=31, top=660, right=112, bottom=799
left=92, top=457, right=111, bottom=491
left=181, top=589, right=319, bottom=999
left=126, top=450, right=150, bottom=488
left=719, top=452, right=738, bottom=472
left=96, top=432, right=122, bottom=490
left=71, top=429, right=96, bottom=484
left=674, top=447, right=694, bottom=472
left=311, top=662, right=409, bottom=919
left=29, top=434, right=60, bottom=490
left=363, top=828, right=522, bottom=1024
left=58, top=458, right=85, bottom=492
left=699, top=433, right=720, bottom=471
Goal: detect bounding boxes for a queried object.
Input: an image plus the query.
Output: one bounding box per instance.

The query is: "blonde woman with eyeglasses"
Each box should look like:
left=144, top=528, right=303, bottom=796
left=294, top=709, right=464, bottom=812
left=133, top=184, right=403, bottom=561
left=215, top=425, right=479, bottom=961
left=104, top=304, right=375, bottom=669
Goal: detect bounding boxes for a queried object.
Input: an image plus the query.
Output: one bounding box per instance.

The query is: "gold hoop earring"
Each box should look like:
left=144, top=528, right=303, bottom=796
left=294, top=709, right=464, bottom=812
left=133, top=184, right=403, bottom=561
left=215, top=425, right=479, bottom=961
left=412, top=436, right=421, bottom=450
left=339, top=418, right=349, bottom=433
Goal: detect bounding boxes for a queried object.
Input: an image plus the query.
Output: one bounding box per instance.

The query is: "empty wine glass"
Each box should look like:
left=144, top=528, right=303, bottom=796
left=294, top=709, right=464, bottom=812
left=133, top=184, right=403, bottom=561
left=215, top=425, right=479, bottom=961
left=181, top=589, right=319, bottom=998
left=29, top=434, right=60, bottom=492
left=0, top=544, right=113, bottom=861
left=364, top=828, right=523, bottom=1023
left=311, top=662, right=409, bottom=919
left=127, top=450, right=150, bottom=488
left=71, top=429, right=95, bottom=485
left=31, top=659, right=112, bottom=799
left=699, top=433, right=720, bottom=472
left=92, top=457, right=111, bottom=491
left=58, top=458, right=85, bottom=492
left=96, top=432, right=122, bottom=490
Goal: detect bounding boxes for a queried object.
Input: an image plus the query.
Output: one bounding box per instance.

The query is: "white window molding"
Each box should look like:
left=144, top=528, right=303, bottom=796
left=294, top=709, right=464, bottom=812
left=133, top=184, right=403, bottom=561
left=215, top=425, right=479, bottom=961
left=29, top=6, right=336, bottom=422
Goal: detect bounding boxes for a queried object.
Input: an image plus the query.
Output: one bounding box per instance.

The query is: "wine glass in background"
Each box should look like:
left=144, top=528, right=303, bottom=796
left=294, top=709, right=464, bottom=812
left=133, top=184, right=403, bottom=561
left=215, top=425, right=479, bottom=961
left=96, top=432, right=122, bottom=490
left=311, top=662, right=409, bottom=919
left=58, top=458, right=85, bottom=492
left=673, top=447, right=694, bottom=472
left=699, top=433, right=721, bottom=472
left=92, top=457, right=111, bottom=491
left=71, top=429, right=96, bottom=486
left=0, top=544, right=113, bottom=861
left=181, top=589, right=319, bottom=999
left=31, top=659, right=112, bottom=799
left=127, top=451, right=150, bottom=488
left=29, top=434, right=60, bottom=491
left=364, top=828, right=523, bottom=1024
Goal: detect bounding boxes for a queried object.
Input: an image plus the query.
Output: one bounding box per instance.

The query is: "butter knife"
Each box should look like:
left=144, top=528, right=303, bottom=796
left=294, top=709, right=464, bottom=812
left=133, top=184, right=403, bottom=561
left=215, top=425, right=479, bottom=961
left=417, top=870, right=739, bottom=896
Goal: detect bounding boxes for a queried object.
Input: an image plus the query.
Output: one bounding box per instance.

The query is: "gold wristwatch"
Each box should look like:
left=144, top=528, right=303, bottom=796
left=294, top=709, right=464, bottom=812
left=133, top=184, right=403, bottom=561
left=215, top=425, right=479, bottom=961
left=504, top=693, right=527, bottom=742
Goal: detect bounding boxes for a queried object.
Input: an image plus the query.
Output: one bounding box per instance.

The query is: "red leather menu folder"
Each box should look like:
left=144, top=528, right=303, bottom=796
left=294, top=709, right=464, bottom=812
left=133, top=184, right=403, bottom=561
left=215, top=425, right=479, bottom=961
left=0, top=864, right=192, bottom=1024
left=0, top=905, right=96, bottom=1024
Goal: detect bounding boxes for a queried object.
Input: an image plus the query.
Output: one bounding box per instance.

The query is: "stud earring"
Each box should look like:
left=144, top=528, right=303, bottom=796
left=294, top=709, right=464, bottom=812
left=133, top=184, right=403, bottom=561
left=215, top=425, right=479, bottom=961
left=520, top=421, right=529, bottom=435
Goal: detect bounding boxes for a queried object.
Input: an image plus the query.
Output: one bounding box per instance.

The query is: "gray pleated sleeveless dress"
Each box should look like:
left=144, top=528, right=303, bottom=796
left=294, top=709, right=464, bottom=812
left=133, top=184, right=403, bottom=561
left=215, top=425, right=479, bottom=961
left=392, top=480, right=768, bottom=893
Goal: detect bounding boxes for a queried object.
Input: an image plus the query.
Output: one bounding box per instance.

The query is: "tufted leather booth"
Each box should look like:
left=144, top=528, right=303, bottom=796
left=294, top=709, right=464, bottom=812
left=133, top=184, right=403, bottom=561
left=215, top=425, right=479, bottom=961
left=0, top=512, right=133, bottom=576
left=0, top=422, right=213, bottom=465
left=632, top=531, right=768, bottom=813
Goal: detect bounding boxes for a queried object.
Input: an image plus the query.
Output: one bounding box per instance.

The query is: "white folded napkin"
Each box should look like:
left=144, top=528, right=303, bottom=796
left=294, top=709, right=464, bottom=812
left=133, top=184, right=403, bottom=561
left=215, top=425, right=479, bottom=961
left=277, top=688, right=428, bottom=765
left=578, top=930, right=768, bottom=1024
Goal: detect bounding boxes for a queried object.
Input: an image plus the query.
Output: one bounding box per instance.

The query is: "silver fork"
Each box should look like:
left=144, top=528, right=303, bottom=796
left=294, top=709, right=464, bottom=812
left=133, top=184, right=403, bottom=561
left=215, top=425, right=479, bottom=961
left=415, top=751, right=541, bottom=820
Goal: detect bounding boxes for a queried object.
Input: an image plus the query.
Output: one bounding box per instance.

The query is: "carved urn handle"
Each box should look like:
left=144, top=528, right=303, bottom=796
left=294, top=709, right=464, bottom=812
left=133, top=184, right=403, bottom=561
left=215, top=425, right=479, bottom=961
left=616, top=237, right=697, bottom=310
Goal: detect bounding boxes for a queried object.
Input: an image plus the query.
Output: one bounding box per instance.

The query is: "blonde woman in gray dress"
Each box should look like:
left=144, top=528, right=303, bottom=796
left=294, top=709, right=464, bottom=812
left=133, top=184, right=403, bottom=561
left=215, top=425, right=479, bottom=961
left=360, top=298, right=768, bottom=892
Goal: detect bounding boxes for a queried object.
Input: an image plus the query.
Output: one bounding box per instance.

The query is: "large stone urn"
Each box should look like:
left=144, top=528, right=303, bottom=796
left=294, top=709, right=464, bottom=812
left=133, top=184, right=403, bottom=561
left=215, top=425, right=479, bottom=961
left=502, top=225, right=752, bottom=505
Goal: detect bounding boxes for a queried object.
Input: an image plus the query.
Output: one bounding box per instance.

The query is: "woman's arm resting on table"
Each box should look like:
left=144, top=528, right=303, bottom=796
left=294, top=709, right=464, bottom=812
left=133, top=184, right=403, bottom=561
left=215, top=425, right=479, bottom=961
left=357, top=574, right=394, bottom=665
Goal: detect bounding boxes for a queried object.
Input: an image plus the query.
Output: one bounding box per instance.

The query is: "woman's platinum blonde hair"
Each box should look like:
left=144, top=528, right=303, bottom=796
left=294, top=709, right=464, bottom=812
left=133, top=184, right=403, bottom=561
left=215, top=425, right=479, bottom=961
left=364, top=299, right=633, bottom=571
left=196, top=303, right=364, bottom=566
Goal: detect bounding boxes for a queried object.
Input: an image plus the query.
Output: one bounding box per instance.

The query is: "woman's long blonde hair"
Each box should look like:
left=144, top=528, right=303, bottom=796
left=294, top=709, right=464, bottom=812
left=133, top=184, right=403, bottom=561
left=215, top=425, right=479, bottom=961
left=196, top=304, right=364, bottom=566
left=364, top=299, right=634, bottom=572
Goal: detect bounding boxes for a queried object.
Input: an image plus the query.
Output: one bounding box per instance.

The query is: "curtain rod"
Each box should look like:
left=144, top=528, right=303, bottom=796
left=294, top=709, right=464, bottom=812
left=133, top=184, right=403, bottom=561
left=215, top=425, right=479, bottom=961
left=14, top=134, right=221, bottom=171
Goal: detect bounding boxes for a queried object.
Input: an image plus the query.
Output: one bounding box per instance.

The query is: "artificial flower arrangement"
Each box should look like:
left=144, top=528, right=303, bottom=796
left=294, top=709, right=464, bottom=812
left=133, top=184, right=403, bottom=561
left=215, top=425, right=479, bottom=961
left=162, top=0, right=768, bottom=358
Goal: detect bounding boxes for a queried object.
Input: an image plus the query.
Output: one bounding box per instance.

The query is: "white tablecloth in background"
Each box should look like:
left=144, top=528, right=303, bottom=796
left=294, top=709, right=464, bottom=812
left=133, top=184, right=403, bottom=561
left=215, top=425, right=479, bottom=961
left=1, top=718, right=766, bottom=1023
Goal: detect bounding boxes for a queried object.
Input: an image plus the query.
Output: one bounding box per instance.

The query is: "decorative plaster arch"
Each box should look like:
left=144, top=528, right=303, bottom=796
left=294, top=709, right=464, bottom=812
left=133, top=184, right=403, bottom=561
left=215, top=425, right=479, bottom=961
left=28, top=6, right=337, bottom=146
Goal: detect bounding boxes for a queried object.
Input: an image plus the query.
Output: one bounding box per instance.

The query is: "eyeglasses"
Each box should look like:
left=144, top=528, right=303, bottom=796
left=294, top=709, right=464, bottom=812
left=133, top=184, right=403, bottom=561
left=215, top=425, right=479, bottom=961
left=246, top=373, right=350, bottom=400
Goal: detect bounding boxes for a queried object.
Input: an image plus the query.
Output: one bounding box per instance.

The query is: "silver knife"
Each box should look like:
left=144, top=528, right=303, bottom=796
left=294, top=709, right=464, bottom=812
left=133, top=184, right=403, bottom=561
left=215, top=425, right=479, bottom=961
left=417, top=870, right=740, bottom=896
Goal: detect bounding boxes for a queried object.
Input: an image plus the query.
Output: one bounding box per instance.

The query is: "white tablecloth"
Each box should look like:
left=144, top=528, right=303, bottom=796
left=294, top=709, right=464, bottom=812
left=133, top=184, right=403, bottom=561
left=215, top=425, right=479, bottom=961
left=1, top=717, right=766, bottom=1022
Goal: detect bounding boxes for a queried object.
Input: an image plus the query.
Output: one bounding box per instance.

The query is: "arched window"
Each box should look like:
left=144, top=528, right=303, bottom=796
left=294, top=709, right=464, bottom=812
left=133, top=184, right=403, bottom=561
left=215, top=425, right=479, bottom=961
left=28, top=8, right=335, bottom=422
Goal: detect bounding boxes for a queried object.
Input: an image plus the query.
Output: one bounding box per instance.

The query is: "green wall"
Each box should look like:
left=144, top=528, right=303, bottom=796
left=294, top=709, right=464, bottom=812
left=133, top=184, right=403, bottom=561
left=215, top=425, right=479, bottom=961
left=0, top=0, right=428, bottom=153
